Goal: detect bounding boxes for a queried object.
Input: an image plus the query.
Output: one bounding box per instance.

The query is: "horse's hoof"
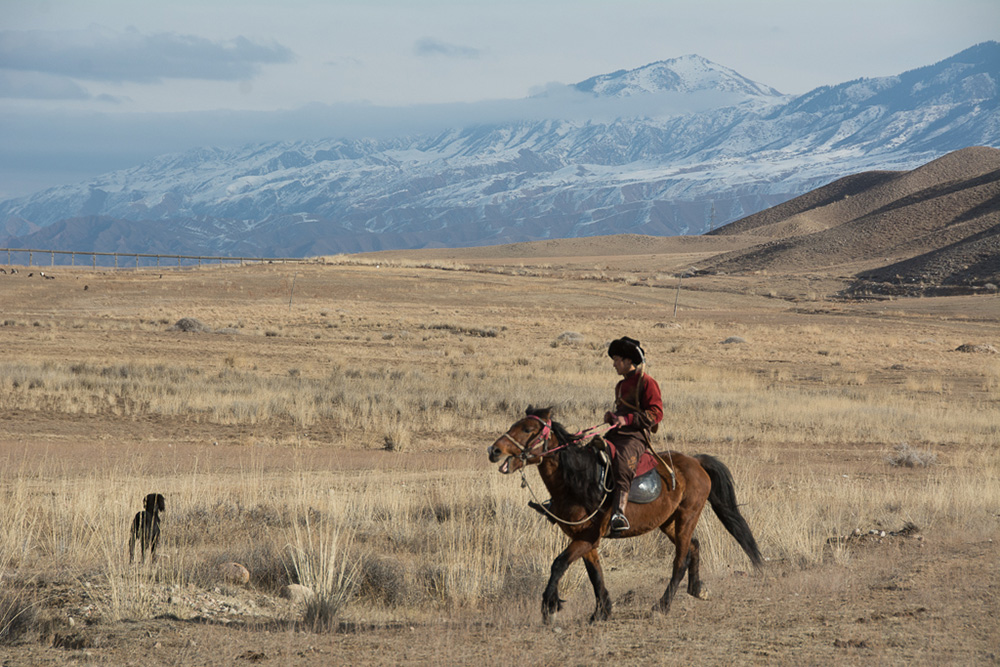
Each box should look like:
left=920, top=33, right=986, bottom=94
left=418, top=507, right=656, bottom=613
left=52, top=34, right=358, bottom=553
left=688, top=582, right=710, bottom=600
left=589, top=607, right=611, bottom=623
left=651, top=601, right=671, bottom=615
left=541, top=596, right=564, bottom=620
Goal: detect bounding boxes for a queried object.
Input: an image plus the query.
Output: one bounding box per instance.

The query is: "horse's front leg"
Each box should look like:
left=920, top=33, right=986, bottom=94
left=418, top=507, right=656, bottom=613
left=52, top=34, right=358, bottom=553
left=583, top=549, right=612, bottom=622
left=542, top=540, right=593, bottom=624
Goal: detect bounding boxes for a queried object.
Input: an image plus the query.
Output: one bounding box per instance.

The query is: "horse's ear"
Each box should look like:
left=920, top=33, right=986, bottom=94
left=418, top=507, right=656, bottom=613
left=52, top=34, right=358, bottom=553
left=527, top=405, right=552, bottom=419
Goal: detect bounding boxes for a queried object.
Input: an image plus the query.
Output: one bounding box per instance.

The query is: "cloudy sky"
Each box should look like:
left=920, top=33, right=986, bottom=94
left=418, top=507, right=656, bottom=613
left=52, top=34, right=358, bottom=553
left=1, top=0, right=997, bottom=199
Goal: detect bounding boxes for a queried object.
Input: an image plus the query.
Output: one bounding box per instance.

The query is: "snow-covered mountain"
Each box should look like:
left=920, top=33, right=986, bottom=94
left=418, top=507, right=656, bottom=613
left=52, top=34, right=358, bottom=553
left=2, top=42, right=998, bottom=257
left=573, top=54, right=783, bottom=98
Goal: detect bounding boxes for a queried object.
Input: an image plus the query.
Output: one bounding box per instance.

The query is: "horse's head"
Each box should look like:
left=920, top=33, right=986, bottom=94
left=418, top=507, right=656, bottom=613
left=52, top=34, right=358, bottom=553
left=487, top=406, right=554, bottom=474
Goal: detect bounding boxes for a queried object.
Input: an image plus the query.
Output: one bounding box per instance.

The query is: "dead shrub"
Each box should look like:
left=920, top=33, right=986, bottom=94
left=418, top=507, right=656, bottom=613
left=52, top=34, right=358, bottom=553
left=886, top=443, right=937, bottom=468
left=170, top=317, right=211, bottom=333
left=381, top=423, right=412, bottom=452
left=357, top=556, right=407, bottom=607
left=555, top=331, right=585, bottom=345
left=955, top=343, right=997, bottom=354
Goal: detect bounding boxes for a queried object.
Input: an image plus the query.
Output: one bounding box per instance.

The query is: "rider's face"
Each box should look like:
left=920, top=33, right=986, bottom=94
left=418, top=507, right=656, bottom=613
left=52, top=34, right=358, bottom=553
left=611, top=355, right=634, bottom=376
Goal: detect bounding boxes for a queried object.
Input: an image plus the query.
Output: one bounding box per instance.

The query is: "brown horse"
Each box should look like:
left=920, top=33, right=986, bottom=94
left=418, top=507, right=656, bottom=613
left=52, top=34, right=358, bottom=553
left=487, top=406, right=763, bottom=624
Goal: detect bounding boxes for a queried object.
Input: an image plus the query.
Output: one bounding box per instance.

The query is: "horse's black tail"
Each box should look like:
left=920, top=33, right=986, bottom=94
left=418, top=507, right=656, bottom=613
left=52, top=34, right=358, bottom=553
left=695, top=454, right=764, bottom=569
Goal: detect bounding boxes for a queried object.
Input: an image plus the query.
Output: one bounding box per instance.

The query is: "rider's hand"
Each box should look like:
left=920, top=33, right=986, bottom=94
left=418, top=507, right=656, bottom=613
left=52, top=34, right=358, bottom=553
left=605, top=412, right=628, bottom=427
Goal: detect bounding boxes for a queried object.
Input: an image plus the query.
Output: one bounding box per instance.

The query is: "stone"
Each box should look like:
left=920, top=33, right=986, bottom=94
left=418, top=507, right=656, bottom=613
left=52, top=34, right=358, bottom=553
left=219, top=562, right=250, bottom=585
left=280, top=584, right=316, bottom=604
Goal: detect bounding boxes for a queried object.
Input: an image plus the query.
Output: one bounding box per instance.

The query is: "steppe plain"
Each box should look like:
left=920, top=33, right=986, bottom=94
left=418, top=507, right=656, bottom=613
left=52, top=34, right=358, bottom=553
left=1, top=234, right=998, bottom=665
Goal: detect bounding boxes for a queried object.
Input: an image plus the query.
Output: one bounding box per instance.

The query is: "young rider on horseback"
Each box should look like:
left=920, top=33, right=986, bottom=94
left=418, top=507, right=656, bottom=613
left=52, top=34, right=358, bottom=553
left=604, top=337, right=663, bottom=533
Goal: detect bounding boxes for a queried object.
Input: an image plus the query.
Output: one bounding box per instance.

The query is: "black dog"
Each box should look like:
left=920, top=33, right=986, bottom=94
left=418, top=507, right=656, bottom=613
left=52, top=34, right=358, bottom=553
left=129, top=493, right=165, bottom=563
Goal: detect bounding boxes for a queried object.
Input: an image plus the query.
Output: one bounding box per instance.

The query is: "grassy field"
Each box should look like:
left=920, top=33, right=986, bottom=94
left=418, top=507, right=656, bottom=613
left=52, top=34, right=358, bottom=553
left=1, top=255, right=998, bottom=665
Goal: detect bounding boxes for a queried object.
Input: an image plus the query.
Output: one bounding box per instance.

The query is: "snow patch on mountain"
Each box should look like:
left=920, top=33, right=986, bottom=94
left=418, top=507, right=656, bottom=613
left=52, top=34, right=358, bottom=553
left=574, top=54, right=783, bottom=98
left=1, top=44, right=998, bottom=256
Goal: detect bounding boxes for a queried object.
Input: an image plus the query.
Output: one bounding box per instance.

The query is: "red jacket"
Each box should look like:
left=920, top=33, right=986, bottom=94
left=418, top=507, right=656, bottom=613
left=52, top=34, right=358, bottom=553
left=613, top=370, right=663, bottom=432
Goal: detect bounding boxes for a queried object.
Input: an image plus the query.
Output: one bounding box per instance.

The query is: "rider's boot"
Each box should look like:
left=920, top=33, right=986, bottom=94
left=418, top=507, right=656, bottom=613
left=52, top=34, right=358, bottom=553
left=609, top=493, right=630, bottom=533
left=528, top=499, right=556, bottom=524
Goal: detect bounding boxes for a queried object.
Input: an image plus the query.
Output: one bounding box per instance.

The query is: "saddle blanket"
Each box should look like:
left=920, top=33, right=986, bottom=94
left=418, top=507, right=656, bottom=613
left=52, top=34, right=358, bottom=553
left=602, top=440, right=658, bottom=477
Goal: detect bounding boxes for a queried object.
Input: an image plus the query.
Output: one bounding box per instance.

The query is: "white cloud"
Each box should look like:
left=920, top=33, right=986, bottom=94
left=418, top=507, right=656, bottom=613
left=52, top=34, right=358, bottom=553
left=0, top=26, right=295, bottom=84
left=413, top=37, right=482, bottom=59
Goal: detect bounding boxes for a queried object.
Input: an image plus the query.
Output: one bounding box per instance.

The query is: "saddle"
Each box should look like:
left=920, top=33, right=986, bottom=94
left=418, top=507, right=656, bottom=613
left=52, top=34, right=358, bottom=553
left=529, top=434, right=665, bottom=524
left=589, top=435, right=662, bottom=504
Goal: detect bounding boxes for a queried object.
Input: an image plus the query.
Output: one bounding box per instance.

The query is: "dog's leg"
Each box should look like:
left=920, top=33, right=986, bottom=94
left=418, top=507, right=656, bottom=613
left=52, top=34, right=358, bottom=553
left=149, top=517, right=160, bottom=563
left=129, top=513, right=140, bottom=563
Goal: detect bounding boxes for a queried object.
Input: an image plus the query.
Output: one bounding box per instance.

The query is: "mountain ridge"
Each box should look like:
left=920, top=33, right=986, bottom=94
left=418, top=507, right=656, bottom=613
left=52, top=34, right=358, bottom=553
left=2, top=42, right=998, bottom=257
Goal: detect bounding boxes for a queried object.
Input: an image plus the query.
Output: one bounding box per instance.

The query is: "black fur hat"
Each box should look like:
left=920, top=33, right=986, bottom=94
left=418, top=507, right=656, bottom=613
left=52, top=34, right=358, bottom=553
left=607, top=337, right=645, bottom=365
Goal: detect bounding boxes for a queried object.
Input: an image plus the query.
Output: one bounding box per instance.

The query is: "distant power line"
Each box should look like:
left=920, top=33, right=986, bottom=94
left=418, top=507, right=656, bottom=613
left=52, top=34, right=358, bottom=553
left=1, top=247, right=310, bottom=270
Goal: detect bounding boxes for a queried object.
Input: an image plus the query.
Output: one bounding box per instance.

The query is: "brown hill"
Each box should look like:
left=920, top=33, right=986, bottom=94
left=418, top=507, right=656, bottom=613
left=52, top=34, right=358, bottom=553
left=701, top=146, right=1000, bottom=296
left=358, top=233, right=759, bottom=273
left=359, top=147, right=999, bottom=298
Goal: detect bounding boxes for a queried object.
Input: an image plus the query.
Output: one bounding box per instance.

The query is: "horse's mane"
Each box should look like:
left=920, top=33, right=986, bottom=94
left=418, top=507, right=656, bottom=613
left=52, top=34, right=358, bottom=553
left=550, top=420, right=607, bottom=511
left=523, top=407, right=607, bottom=510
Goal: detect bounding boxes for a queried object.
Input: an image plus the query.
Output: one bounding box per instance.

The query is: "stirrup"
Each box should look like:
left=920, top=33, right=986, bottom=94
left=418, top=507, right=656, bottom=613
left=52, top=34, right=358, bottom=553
left=610, top=512, right=630, bottom=532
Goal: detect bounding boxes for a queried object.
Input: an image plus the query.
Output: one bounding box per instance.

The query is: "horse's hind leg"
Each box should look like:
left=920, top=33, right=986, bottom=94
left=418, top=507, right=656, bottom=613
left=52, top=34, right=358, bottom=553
left=583, top=549, right=612, bottom=622
left=655, top=510, right=699, bottom=614
left=686, top=533, right=706, bottom=600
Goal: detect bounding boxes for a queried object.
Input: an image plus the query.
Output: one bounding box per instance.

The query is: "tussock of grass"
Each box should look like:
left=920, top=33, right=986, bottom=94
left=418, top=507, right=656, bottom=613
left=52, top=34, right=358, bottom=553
left=0, top=587, right=38, bottom=644
left=886, top=442, right=938, bottom=468
left=287, top=516, right=359, bottom=632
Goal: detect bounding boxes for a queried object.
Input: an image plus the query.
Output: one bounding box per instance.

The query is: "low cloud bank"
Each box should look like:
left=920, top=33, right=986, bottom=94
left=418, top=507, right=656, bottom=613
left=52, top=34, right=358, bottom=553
left=0, top=86, right=749, bottom=200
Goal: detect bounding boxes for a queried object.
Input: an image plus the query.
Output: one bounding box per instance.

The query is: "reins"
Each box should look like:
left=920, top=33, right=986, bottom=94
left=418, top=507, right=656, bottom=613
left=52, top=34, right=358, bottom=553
left=504, top=418, right=615, bottom=526
left=518, top=464, right=611, bottom=527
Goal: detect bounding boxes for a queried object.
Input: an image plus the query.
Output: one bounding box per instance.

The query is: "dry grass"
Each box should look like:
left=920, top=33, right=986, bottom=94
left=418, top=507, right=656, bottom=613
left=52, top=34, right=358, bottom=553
left=1, top=260, right=998, bottom=663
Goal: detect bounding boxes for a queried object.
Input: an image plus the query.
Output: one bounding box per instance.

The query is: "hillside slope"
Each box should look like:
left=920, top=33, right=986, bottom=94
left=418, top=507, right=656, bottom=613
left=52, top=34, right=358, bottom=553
left=700, top=146, right=1000, bottom=296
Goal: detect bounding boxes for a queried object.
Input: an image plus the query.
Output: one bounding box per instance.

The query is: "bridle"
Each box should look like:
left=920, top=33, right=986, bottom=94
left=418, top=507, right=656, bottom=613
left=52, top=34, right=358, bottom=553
left=499, top=415, right=560, bottom=462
